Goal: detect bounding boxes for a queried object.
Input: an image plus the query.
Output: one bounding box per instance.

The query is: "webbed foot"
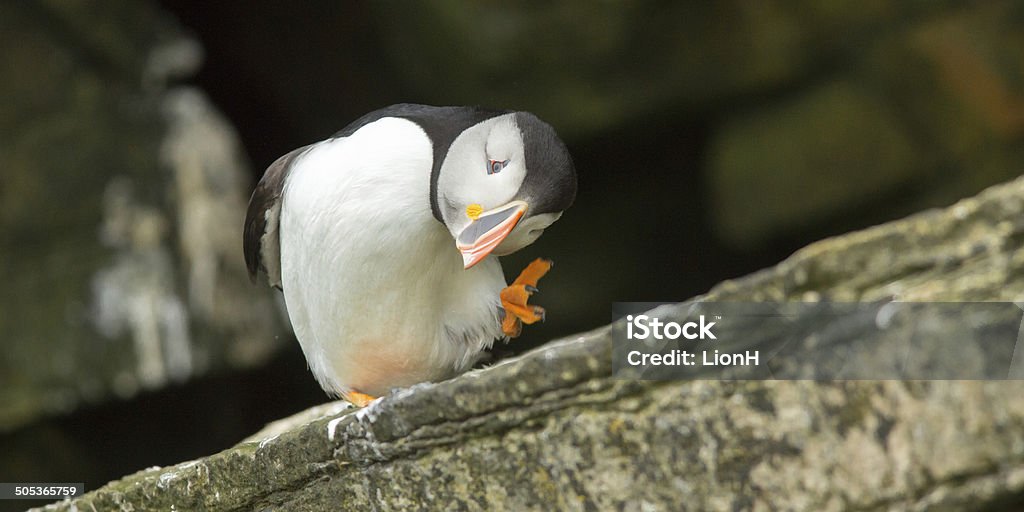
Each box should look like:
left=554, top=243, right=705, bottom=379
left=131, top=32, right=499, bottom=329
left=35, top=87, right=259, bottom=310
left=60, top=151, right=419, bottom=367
left=500, top=258, right=552, bottom=337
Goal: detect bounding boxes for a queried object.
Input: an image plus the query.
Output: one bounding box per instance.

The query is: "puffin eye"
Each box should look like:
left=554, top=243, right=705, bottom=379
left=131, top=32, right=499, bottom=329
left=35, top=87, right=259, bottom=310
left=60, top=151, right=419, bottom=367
left=487, top=159, right=510, bottom=175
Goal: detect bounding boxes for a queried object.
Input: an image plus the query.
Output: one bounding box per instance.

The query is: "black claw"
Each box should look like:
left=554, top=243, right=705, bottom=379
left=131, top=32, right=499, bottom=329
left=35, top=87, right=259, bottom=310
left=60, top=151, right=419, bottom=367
left=534, top=306, right=546, bottom=322
left=525, top=285, right=539, bottom=294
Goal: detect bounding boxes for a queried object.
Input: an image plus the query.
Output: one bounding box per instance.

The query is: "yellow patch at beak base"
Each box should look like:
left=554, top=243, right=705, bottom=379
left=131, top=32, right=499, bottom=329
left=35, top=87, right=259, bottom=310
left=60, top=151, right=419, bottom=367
left=466, top=203, right=483, bottom=220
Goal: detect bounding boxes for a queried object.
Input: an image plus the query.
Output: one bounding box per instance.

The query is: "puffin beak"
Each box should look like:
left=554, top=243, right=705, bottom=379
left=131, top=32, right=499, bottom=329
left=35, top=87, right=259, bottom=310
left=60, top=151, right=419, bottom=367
left=456, top=201, right=527, bottom=269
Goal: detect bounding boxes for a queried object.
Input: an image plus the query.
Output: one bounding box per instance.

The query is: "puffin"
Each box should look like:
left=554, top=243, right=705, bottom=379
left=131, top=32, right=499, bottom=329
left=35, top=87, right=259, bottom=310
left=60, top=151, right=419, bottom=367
left=243, top=104, right=576, bottom=406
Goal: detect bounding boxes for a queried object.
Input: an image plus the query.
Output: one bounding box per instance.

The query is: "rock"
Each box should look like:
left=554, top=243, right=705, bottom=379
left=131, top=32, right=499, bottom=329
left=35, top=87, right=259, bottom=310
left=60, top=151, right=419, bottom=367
left=0, top=1, right=283, bottom=432
left=39, top=175, right=1024, bottom=510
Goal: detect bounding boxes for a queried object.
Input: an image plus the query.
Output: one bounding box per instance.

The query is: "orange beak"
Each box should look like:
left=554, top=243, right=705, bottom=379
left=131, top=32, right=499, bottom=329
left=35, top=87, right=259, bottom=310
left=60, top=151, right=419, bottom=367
left=456, top=201, right=527, bottom=269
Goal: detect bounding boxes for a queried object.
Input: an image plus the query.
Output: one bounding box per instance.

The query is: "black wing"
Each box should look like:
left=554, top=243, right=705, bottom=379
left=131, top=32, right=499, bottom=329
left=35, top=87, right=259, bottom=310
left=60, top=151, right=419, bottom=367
left=243, top=145, right=311, bottom=289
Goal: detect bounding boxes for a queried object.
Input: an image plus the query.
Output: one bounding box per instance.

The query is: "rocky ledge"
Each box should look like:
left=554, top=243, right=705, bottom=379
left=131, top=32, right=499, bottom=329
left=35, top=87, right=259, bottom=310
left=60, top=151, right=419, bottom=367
left=40, top=176, right=1024, bottom=511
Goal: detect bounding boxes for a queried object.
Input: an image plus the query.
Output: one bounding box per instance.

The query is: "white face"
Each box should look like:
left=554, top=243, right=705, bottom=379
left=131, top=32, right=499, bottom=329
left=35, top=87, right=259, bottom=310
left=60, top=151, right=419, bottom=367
left=435, top=111, right=575, bottom=268
left=436, top=113, right=529, bottom=238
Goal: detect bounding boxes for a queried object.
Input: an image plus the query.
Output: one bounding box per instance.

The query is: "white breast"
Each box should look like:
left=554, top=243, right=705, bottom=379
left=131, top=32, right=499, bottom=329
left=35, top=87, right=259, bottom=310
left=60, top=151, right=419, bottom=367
left=278, top=118, right=505, bottom=396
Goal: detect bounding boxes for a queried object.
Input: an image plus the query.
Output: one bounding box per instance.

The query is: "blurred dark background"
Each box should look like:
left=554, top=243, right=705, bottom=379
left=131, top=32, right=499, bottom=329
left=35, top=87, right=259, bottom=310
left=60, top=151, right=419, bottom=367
left=2, top=1, right=1023, bottom=508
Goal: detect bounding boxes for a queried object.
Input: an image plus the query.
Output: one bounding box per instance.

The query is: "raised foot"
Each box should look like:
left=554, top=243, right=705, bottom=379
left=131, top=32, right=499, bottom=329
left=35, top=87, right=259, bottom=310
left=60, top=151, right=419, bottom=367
left=343, top=390, right=377, bottom=408
left=501, top=258, right=553, bottom=337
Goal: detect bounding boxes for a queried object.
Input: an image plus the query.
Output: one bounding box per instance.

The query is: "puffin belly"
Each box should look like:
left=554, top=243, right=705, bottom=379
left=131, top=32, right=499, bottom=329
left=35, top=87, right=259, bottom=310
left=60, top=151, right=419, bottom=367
left=324, top=255, right=507, bottom=396
left=277, top=118, right=507, bottom=396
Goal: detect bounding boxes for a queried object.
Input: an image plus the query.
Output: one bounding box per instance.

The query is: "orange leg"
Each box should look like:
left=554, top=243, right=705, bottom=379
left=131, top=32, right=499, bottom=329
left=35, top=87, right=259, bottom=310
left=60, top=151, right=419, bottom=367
left=501, top=258, right=553, bottom=337
left=343, top=390, right=377, bottom=407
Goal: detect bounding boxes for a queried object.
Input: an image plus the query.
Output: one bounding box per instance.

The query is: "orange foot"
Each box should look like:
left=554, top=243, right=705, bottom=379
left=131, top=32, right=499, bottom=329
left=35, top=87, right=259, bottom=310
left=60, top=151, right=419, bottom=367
left=343, top=390, right=377, bottom=408
left=500, top=258, right=553, bottom=337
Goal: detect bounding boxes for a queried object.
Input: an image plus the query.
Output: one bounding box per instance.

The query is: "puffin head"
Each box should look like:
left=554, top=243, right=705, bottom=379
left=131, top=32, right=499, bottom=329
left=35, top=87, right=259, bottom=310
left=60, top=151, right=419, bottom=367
left=434, top=111, right=576, bottom=268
